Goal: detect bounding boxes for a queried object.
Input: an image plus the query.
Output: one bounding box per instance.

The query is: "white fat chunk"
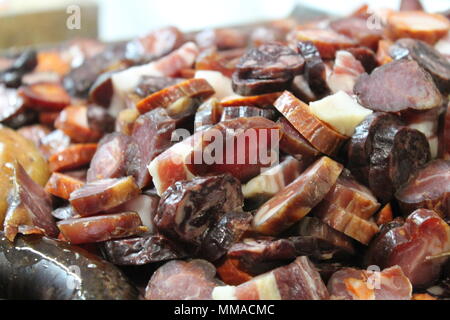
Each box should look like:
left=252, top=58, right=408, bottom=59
left=195, top=70, right=234, bottom=100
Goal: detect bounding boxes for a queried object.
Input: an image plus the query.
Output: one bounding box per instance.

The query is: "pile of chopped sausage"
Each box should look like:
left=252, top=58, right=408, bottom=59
left=0, top=0, right=450, bottom=300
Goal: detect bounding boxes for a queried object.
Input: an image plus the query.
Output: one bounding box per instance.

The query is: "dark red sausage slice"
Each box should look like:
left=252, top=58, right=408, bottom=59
left=346, top=47, right=379, bottom=73
left=48, top=143, right=98, bottom=172
left=54, top=105, right=103, bottom=143
left=297, top=41, right=330, bottom=97
left=232, top=73, right=291, bottom=96
left=220, top=106, right=276, bottom=122
left=134, top=76, right=183, bottom=98
left=19, top=82, right=71, bottom=111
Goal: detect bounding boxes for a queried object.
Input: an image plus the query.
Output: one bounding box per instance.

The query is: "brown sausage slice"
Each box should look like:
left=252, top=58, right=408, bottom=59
left=45, top=172, right=84, bottom=200
left=231, top=73, right=292, bottom=96
left=19, top=82, right=71, bottom=111
left=195, top=47, right=244, bottom=78
left=69, top=176, right=140, bottom=217
left=54, top=105, right=103, bottom=143
left=194, top=98, right=223, bottom=132
left=252, top=157, right=343, bottom=236
left=395, top=160, right=450, bottom=218
left=297, top=41, right=330, bottom=97
left=136, top=78, right=215, bottom=114
left=48, top=143, right=98, bottom=172
left=354, top=60, right=443, bottom=112
left=274, top=91, right=348, bottom=156
left=220, top=106, right=276, bottom=122
left=220, top=92, right=282, bottom=108
left=57, top=212, right=146, bottom=245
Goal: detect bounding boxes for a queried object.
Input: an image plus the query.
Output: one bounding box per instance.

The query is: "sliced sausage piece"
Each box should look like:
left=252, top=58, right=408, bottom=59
left=194, top=98, right=223, bottom=132
left=38, top=129, right=71, bottom=159
left=88, top=70, right=115, bottom=108
left=103, top=234, right=186, bottom=266
left=45, top=172, right=84, bottom=200
left=58, top=212, right=146, bottom=245
left=278, top=117, right=320, bottom=165
left=328, top=266, right=412, bottom=300
left=365, top=209, right=450, bottom=288
left=3, top=163, right=58, bottom=241
left=290, top=29, right=356, bottom=59
left=195, top=28, right=248, bottom=50
left=297, top=41, right=330, bottom=97
left=354, top=60, right=443, bottom=112
left=242, top=156, right=303, bottom=207
left=327, top=50, right=365, bottom=95
left=216, top=257, right=254, bottom=286
left=49, top=143, right=98, bottom=172
left=86, top=133, right=132, bottom=182
left=212, top=256, right=329, bottom=300
left=252, top=157, right=343, bottom=235
left=69, top=176, right=140, bottom=217
left=330, top=17, right=382, bottom=50
left=136, top=78, right=215, bottom=114
left=126, top=108, right=176, bottom=188
left=18, top=82, right=71, bottom=111
left=200, top=211, right=253, bottom=262
left=232, top=73, right=292, bottom=96
left=220, top=92, right=282, bottom=108
left=235, top=43, right=304, bottom=80
left=134, top=76, right=183, bottom=98
left=145, top=260, right=222, bottom=300
left=369, top=125, right=430, bottom=203
left=155, top=174, right=244, bottom=250
left=274, top=91, right=348, bottom=156
left=395, top=160, right=450, bottom=218
left=346, top=47, right=378, bottom=73
left=390, top=38, right=450, bottom=94
left=38, top=111, right=59, bottom=127
left=386, top=11, right=450, bottom=45
left=54, top=105, right=102, bottom=143
left=220, top=106, right=276, bottom=122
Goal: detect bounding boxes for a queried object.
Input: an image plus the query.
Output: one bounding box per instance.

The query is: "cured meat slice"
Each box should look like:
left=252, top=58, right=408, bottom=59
left=115, top=108, right=139, bottom=136
left=327, top=51, right=365, bottom=94
left=48, top=143, right=98, bottom=172
left=330, top=17, right=382, bottom=50
left=145, top=260, right=223, bottom=300
left=278, top=117, right=320, bottom=165
left=18, top=82, right=71, bottom=111
left=126, top=108, right=176, bottom=188
left=38, top=111, right=59, bottom=127
left=57, top=212, right=146, bottom=244
left=69, top=176, right=140, bottom=217
left=38, top=129, right=71, bottom=159
left=290, top=29, right=356, bottom=59
left=200, top=211, right=253, bottom=262
left=369, top=125, right=430, bottom=203
left=103, top=234, right=186, bottom=266
left=220, top=106, right=276, bottom=122
left=216, top=258, right=253, bottom=286
left=328, top=266, right=412, bottom=300
left=195, top=47, right=244, bottom=78
left=400, top=0, right=424, bottom=11
left=235, top=43, right=304, bottom=80
left=309, top=91, right=372, bottom=136
left=194, top=98, right=223, bottom=132
left=346, top=47, right=378, bottom=73
left=252, top=157, right=343, bottom=235
left=354, top=59, right=443, bottom=112
left=3, top=163, right=58, bottom=241
left=88, top=71, right=115, bottom=107
left=315, top=172, right=380, bottom=220
left=274, top=91, right=348, bottom=156
left=186, top=117, right=282, bottom=183
left=134, top=76, right=183, bottom=98
left=136, top=78, right=214, bottom=114
left=154, top=174, right=244, bottom=250
left=195, top=28, right=247, bottom=50
left=212, top=256, right=329, bottom=300
left=390, top=38, right=450, bottom=94
left=86, top=133, right=132, bottom=182
left=395, top=160, right=450, bottom=218
left=44, top=172, right=84, bottom=200
left=386, top=11, right=450, bottom=45
left=297, top=41, right=330, bottom=97
left=220, top=92, right=282, bottom=108
left=232, top=73, right=291, bottom=96
left=365, top=209, right=450, bottom=288
left=54, top=105, right=102, bottom=143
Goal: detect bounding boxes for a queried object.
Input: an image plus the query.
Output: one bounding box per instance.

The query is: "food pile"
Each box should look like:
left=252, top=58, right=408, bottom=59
left=0, top=0, right=450, bottom=300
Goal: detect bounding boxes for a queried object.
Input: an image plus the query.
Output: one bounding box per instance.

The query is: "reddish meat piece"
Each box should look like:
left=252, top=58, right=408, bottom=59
left=86, top=105, right=114, bottom=134
left=346, top=47, right=378, bottom=73
left=195, top=48, right=244, bottom=78
left=365, top=209, right=450, bottom=288
left=145, top=260, right=222, bottom=300
left=54, top=105, right=103, bottom=143
left=220, top=92, right=282, bottom=108
left=48, top=143, right=98, bottom=172
left=327, top=50, right=365, bottom=94
left=88, top=71, right=114, bottom=107
left=19, top=82, right=71, bottom=111
left=354, top=60, right=443, bottom=112
left=45, top=172, right=84, bottom=200
left=330, top=17, right=382, bottom=50
left=134, top=76, right=183, bottom=98
left=232, top=73, right=291, bottom=96
left=220, top=106, right=276, bottom=122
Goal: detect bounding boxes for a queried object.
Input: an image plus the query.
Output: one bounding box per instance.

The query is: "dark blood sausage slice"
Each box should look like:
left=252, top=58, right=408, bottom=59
left=69, top=176, right=140, bottom=217
left=126, top=108, right=176, bottom=188
left=330, top=17, right=383, bottom=50
left=199, top=211, right=253, bottom=262
left=328, top=266, right=412, bottom=300
left=365, top=209, right=450, bottom=288
left=3, top=163, right=58, bottom=242
left=347, top=112, right=404, bottom=185
left=345, top=47, right=379, bottom=73
left=354, top=59, right=443, bottom=112
left=395, top=160, right=450, bottom=218
left=297, top=41, right=330, bottom=97
left=102, top=234, right=187, bottom=266
left=134, top=76, right=184, bottom=98
left=87, top=133, right=132, bottom=182
left=220, top=106, right=276, bottom=122
left=0, top=233, right=139, bottom=300
left=389, top=38, right=450, bottom=94
left=232, top=73, right=291, bottom=96
left=145, top=260, right=223, bottom=300
left=235, top=43, right=304, bottom=80
left=155, top=175, right=244, bottom=251
left=400, top=0, right=424, bottom=11
left=369, top=125, right=430, bottom=203
left=57, top=212, right=147, bottom=245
